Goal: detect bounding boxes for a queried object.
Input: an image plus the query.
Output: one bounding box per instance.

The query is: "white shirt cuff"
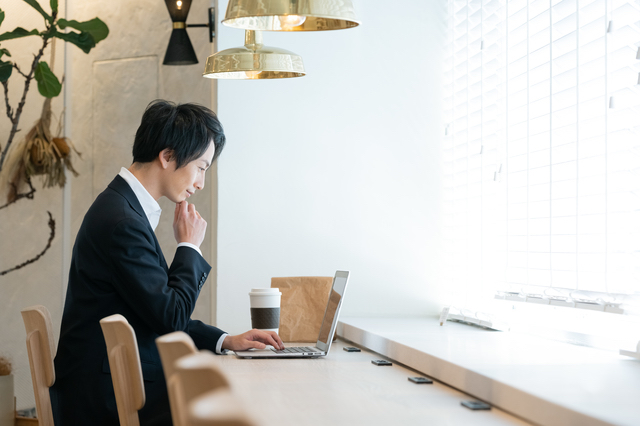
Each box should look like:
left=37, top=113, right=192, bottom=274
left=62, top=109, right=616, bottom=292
left=216, top=333, right=229, bottom=354
left=177, top=242, right=202, bottom=257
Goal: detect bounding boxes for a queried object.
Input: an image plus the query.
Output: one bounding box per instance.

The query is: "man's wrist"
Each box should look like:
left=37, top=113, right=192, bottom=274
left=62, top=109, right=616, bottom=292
left=216, top=333, right=229, bottom=354
left=221, top=334, right=230, bottom=350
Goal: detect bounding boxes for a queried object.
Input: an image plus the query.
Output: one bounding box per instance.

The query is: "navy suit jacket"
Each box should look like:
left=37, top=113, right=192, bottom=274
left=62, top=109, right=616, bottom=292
left=50, top=175, right=225, bottom=426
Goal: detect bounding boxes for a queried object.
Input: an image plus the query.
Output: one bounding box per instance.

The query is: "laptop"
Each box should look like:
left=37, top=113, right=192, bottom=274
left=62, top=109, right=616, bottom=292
left=234, top=270, right=350, bottom=359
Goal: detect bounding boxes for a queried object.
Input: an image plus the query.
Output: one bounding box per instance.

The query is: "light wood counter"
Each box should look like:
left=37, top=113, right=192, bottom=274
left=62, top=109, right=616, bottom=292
left=220, top=340, right=530, bottom=426
left=338, top=317, right=640, bottom=426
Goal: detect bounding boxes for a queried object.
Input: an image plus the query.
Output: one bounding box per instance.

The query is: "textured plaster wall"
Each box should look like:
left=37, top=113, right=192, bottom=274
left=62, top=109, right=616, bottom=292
left=0, top=0, right=217, bottom=409
left=0, top=0, right=67, bottom=411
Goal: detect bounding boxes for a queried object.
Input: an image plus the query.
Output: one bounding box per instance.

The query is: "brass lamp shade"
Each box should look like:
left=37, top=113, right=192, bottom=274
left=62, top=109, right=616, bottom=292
left=203, top=30, right=305, bottom=79
left=222, top=0, right=360, bottom=31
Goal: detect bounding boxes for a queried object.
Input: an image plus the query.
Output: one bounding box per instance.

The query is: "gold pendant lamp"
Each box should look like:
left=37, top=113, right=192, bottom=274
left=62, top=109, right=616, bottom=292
left=222, top=0, right=360, bottom=32
left=203, top=0, right=359, bottom=79
left=203, top=30, right=305, bottom=79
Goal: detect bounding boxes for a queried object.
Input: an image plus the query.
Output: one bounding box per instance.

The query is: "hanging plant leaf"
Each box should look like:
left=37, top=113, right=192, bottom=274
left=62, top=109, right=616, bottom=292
left=34, top=61, right=61, bottom=98
left=57, top=18, right=109, bottom=44
left=0, top=27, right=39, bottom=42
left=50, top=0, right=58, bottom=13
left=0, top=60, right=11, bottom=82
left=52, top=29, right=95, bottom=53
left=0, top=9, right=5, bottom=27
left=0, top=48, right=10, bottom=59
left=22, top=0, right=52, bottom=23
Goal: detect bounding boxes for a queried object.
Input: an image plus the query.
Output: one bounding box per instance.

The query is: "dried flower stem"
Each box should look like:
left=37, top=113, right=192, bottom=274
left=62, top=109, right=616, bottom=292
left=0, top=177, right=36, bottom=211
left=0, top=211, right=55, bottom=276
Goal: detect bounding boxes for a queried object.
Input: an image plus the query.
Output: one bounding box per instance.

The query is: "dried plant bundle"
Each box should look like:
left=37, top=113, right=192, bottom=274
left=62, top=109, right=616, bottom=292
left=0, top=356, right=12, bottom=376
left=1, top=97, right=81, bottom=203
left=1, top=36, right=80, bottom=204
left=21, top=96, right=80, bottom=188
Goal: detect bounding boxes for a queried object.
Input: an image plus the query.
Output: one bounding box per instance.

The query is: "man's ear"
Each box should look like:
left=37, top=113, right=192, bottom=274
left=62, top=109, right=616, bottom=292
left=159, top=148, right=174, bottom=169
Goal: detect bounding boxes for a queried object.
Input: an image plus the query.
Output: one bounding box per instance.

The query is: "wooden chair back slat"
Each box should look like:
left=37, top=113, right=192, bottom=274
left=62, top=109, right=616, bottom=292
left=21, top=305, right=56, bottom=426
left=173, top=351, right=253, bottom=426
left=189, top=389, right=256, bottom=426
left=156, top=331, right=198, bottom=426
left=100, top=314, right=145, bottom=426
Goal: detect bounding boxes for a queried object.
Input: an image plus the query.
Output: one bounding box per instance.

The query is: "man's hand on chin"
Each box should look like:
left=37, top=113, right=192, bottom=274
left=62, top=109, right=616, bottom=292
left=173, top=201, right=207, bottom=246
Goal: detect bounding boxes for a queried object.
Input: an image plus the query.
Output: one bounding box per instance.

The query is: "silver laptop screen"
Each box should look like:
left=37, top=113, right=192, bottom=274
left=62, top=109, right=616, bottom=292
left=316, top=271, right=349, bottom=350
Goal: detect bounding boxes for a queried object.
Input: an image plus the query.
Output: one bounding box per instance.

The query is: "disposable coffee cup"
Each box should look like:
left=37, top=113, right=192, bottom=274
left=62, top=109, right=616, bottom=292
left=249, top=288, right=282, bottom=333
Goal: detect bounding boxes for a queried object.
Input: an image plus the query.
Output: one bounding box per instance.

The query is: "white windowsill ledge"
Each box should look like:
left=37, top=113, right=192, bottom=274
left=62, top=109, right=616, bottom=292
left=337, top=317, right=640, bottom=426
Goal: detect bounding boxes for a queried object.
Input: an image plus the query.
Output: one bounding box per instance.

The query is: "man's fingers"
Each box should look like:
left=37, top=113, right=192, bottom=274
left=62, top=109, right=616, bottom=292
left=263, top=334, right=278, bottom=348
left=248, top=340, right=266, bottom=350
left=174, top=202, right=181, bottom=222
left=268, top=331, right=285, bottom=349
left=258, top=331, right=283, bottom=350
left=265, top=333, right=280, bottom=349
left=176, top=201, right=188, bottom=216
left=176, top=201, right=203, bottom=221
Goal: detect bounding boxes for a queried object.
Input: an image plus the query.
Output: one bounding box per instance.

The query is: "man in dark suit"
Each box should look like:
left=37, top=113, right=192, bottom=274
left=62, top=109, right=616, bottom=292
left=50, top=100, right=284, bottom=425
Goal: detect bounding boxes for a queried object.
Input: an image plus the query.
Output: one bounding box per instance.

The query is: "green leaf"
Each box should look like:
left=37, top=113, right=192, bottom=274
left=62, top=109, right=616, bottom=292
left=22, top=0, right=52, bottom=22
left=0, top=27, right=39, bottom=42
left=0, top=60, right=11, bottom=82
left=50, top=0, right=58, bottom=13
left=58, top=18, right=108, bottom=44
left=0, top=48, right=10, bottom=59
left=34, top=61, right=61, bottom=98
left=52, top=29, right=95, bottom=53
left=0, top=10, right=5, bottom=27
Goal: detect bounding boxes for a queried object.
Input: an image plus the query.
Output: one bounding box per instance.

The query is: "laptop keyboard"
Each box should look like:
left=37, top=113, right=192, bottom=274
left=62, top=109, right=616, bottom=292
left=272, top=346, right=317, bottom=354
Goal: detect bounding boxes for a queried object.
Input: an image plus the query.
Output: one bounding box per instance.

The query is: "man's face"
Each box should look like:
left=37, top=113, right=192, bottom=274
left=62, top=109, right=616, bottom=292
left=163, top=142, right=215, bottom=203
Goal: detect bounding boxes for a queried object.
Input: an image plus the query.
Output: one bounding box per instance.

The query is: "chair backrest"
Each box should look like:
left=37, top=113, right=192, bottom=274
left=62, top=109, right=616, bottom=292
left=156, top=331, right=197, bottom=381
left=189, top=389, right=256, bottom=426
left=100, top=314, right=145, bottom=426
left=21, top=305, right=56, bottom=426
left=172, top=351, right=231, bottom=426
left=155, top=331, right=198, bottom=426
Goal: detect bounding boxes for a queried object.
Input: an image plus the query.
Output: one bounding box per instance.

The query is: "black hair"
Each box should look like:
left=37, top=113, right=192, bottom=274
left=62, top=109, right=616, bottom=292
left=132, top=100, right=225, bottom=168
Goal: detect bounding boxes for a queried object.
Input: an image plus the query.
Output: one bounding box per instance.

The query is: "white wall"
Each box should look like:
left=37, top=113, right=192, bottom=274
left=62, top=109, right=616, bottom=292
left=216, top=0, right=447, bottom=334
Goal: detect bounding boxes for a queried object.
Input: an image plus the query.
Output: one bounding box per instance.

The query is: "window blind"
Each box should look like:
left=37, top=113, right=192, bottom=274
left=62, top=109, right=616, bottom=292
left=443, top=0, right=640, bottom=315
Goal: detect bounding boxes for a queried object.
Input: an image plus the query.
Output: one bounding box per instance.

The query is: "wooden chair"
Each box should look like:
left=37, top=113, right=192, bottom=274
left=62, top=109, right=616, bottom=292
left=172, top=351, right=244, bottom=426
left=156, top=331, right=197, bottom=383
left=155, top=331, right=198, bottom=426
left=188, top=389, right=255, bottom=426
left=21, top=305, right=56, bottom=426
left=99, top=314, right=145, bottom=426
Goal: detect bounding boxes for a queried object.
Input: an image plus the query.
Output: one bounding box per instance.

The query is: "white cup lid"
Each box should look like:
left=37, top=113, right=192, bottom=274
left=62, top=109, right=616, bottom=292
left=249, top=288, right=281, bottom=295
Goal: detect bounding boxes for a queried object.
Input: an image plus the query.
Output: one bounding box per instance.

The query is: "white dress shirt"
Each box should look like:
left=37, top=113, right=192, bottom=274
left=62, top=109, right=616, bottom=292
left=118, top=167, right=227, bottom=353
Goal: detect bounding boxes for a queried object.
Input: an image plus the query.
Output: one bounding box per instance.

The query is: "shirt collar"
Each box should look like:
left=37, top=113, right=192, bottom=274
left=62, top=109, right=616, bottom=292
left=118, top=167, right=162, bottom=231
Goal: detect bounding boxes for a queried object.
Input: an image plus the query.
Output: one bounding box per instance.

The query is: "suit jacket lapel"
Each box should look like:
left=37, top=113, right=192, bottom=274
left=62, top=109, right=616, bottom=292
left=107, top=175, right=169, bottom=270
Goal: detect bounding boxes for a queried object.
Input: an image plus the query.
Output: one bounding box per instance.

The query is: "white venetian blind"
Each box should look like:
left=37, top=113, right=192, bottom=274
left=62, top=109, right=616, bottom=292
left=443, top=0, right=640, bottom=315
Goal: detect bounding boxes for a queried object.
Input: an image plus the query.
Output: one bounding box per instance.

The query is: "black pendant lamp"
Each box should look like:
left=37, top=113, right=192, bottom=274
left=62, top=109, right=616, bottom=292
left=163, top=0, right=214, bottom=65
